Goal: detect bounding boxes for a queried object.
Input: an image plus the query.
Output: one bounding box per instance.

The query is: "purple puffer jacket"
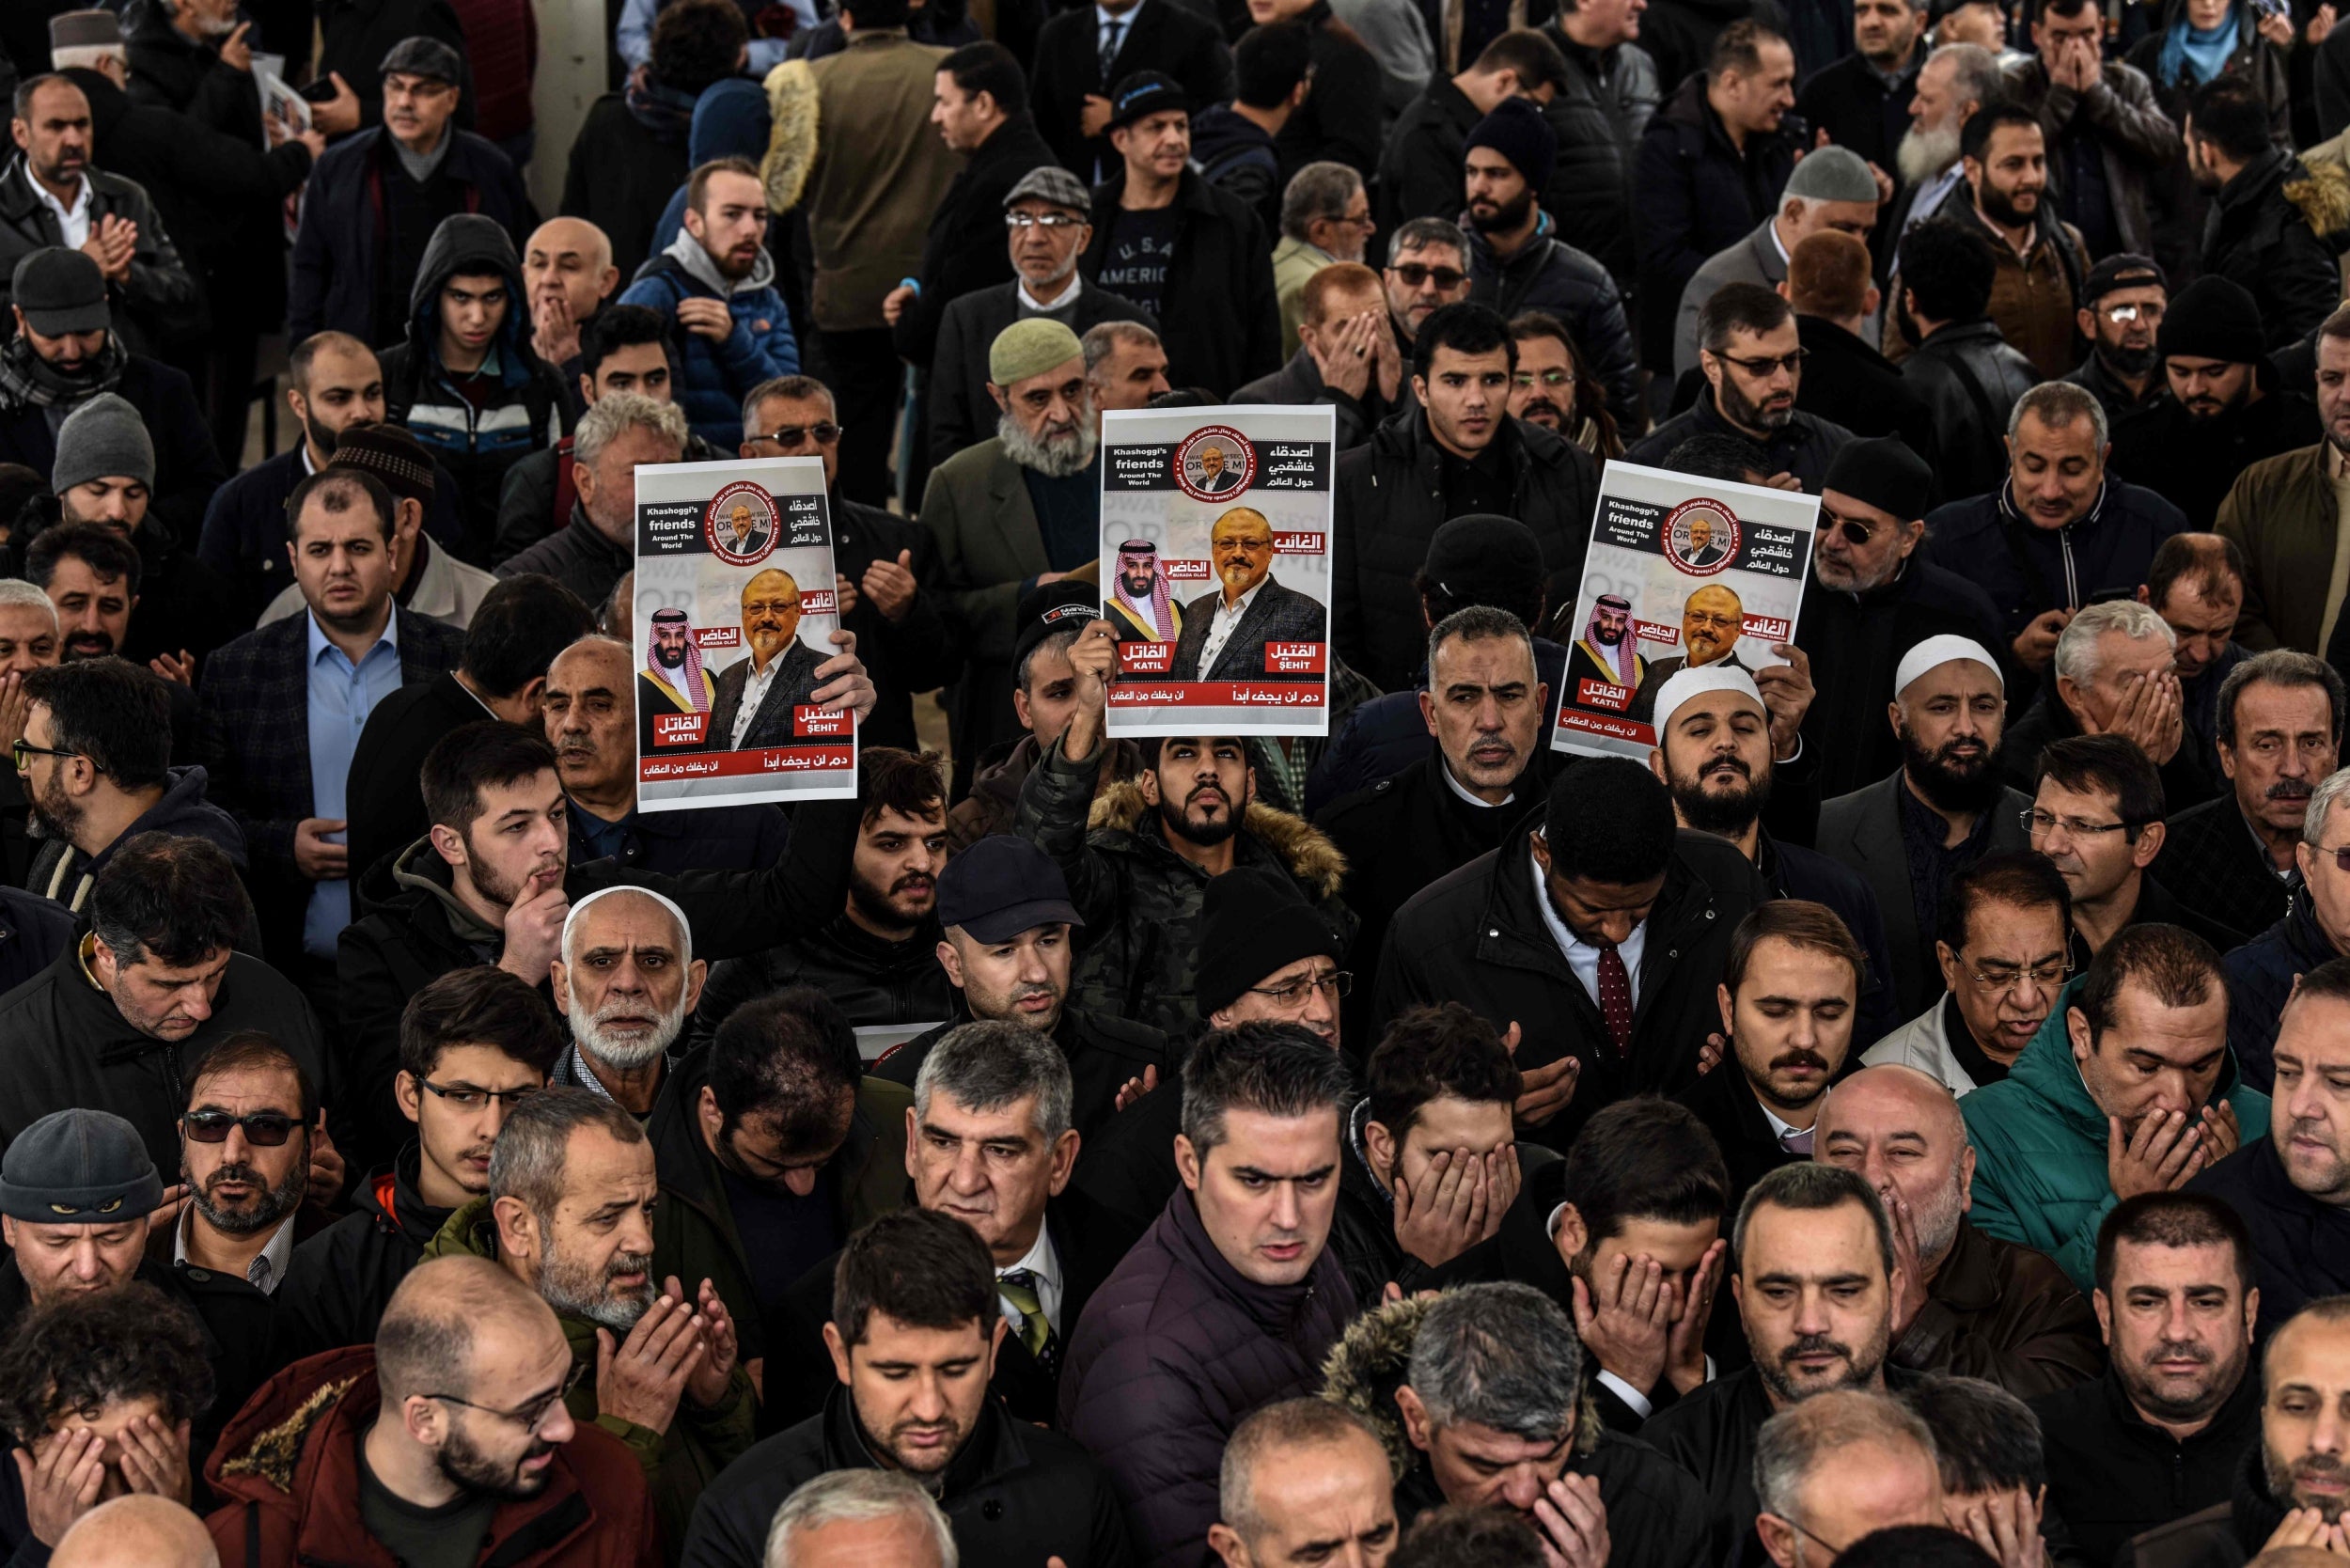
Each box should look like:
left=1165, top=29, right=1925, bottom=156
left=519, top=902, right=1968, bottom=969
left=1058, top=1186, right=1355, bottom=1568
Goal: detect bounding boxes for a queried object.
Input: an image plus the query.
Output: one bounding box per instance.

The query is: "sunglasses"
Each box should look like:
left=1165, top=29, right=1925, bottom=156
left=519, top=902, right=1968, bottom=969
left=1716, top=349, right=1810, bottom=378
left=753, top=422, right=842, bottom=449
left=1820, top=507, right=1884, bottom=547
left=181, top=1110, right=299, bottom=1147
left=1388, top=263, right=1465, bottom=290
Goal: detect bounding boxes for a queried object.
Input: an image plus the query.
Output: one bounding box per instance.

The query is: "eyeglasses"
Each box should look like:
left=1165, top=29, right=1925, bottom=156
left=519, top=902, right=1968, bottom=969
left=2314, top=844, right=2350, bottom=872
left=1251, top=970, right=1353, bottom=1005
left=1006, top=212, right=1085, bottom=230
left=1513, top=368, right=1575, bottom=388
left=1715, top=349, right=1810, bottom=378
left=2022, top=808, right=2137, bottom=839
left=427, top=1362, right=588, bottom=1436
left=415, top=1077, right=542, bottom=1112
left=1388, top=263, right=1466, bottom=290
left=1960, top=956, right=2074, bottom=994
left=2102, top=302, right=2163, bottom=325
left=1325, top=211, right=1376, bottom=231
left=752, top=422, right=842, bottom=450
left=181, top=1109, right=299, bottom=1147
left=10, top=740, right=75, bottom=770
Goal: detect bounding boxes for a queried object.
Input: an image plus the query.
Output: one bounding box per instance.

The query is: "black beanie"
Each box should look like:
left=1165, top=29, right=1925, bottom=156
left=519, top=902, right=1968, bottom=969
left=1823, top=435, right=1934, bottom=522
left=1195, top=868, right=1340, bottom=1020
left=2155, top=274, right=2264, bottom=365
left=1463, top=98, right=1557, bottom=195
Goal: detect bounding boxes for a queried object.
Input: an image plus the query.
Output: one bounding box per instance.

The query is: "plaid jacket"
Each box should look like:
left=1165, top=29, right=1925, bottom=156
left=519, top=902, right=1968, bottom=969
left=197, top=608, right=465, bottom=957
left=2155, top=794, right=2297, bottom=947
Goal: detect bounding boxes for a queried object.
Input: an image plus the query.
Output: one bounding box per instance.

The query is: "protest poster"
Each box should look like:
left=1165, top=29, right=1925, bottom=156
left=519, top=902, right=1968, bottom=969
left=1097, top=405, right=1337, bottom=738
left=1553, top=460, right=1819, bottom=760
left=633, top=455, right=856, bottom=808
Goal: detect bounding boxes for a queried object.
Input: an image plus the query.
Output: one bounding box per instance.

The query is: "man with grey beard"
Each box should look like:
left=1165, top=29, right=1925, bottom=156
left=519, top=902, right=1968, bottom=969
left=1813, top=1063, right=2102, bottom=1396
left=922, top=318, right=1104, bottom=787
left=549, top=886, right=706, bottom=1116
left=1881, top=43, right=2001, bottom=290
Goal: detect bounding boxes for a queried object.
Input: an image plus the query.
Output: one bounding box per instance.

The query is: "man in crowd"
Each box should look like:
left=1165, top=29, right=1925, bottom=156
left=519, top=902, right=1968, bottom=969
left=1236, top=263, right=1408, bottom=450
left=680, top=1208, right=1131, bottom=1568
left=2184, top=76, right=2342, bottom=352
left=170, top=1030, right=324, bottom=1296
left=1382, top=219, right=1475, bottom=358
left=1753, top=1391, right=1948, bottom=1568
left=2109, top=275, right=2322, bottom=532
left=1378, top=755, right=1768, bottom=1146
left=2223, top=767, right=2350, bottom=1090
left=1882, top=43, right=2004, bottom=254
left=1630, top=284, right=1854, bottom=493
left=617, top=158, right=800, bottom=452
left=1333, top=303, right=1596, bottom=694
left=2005, top=0, right=2179, bottom=265
left=203, top=1254, right=658, bottom=1564
left=2029, top=1194, right=2264, bottom=1567
left=1378, top=30, right=1564, bottom=232
left=1784, top=233, right=1937, bottom=459
left=1815, top=1062, right=2104, bottom=1394
left=2194, top=954, right=2350, bottom=1334
left=1084, top=321, right=1173, bottom=417
left=2063, top=253, right=2170, bottom=423
left=1892, top=220, right=2038, bottom=500
left=2217, top=306, right=2350, bottom=656
left=497, top=393, right=685, bottom=610
left=1272, top=163, right=1370, bottom=355
left=1209, top=1400, right=1400, bottom=1568
left=1818, top=636, right=2031, bottom=1018
left=2160, top=651, right=2342, bottom=943
left=2140, top=533, right=2250, bottom=758
left=1913, top=104, right=2087, bottom=383
left=1867, top=852, right=2072, bottom=1095
left=1671, top=146, right=1880, bottom=380
left=1962, top=924, right=2271, bottom=1290
left=494, top=305, right=689, bottom=565
left=2029, top=735, right=2224, bottom=966
left=541, top=883, right=707, bottom=1114
left=520, top=216, right=622, bottom=384
left=256, top=426, right=498, bottom=634
left=1796, top=0, right=1924, bottom=168
left=1925, top=383, right=2187, bottom=675
left=1080, top=72, right=1280, bottom=396
left=1167, top=507, right=1324, bottom=683
left=277, top=964, right=560, bottom=1357
left=1061, top=1025, right=1355, bottom=1568
left=874, top=833, right=1167, bottom=1140
left=2001, top=597, right=2217, bottom=813
left=288, top=37, right=532, bottom=350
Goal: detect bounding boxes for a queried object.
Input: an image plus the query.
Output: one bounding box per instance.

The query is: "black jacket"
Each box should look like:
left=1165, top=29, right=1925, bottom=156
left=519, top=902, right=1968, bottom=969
left=1378, top=75, right=1483, bottom=231
left=197, top=444, right=469, bottom=625
left=2189, top=1136, right=2350, bottom=1342
left=2157, top=794, right=2295, bottom=946
left=1079, top=167, right=1280, bottom=397
left=1540, top=33, right=1661, bottom=289
left=1626, top=393, right=1854, bottom=494
left=1191, top=104, right=1284, bottom=239
left=1371, top=823, right=1773, bottom=1149
left=1465, top=212, right=1641, bottom=425
left=124, top=1, right=267, bottom=133
left=0, top=163, right=196, bottom=369
left=345, top=671, right=493, bottom=901
left=1921, top=479, right=2191, bottom=647
left=1632, top=72, right=1803, bottom=368
left=1232, top=346, right=1400, bottom=451
left=1674, top=1062, right=1797, bottom=1217
left=0, top=890, right=70, bottom=1004
left=0, top=353, right=225, bottom=548
left=2029, top=1364, right=2264, bottom=1568
left=693, top=914, right=955, bottom=1043
left=1901, top=320, right=2041, bottom=503
left=1794, top=47, right=1917, bottom=171
left=1762, top=830, right=1900, bottom=1047
left=2122, top=1446, right=2293, bottom=1568
left=873, top=1005, right=1168, bottom=1144
left=1331, top=409, right=1599, bottom=692
left=1790, top=313, right=1938, bottom=466
left=494, top=502, right=633, bottom=610
left=2201, top=148, right=2348, bottom=352
left=831, top=494, right=964, bottom=751
left=893, top=114, right=1059, bottom=370
left=2218, top=886, right=2335, bottom=1094
left=2109, top=389, right=2324, bottom=533
left=1273, top=8, right=1385, bottom=180
left=926, top=279, right=1157, bottom=468
left=555, top=93, right=691, bottom=286
left=275, top=1143, right=453, bottom=1363
left=682, top=1388, right=1135, bottom=1568
left=313, top=0, right=477, bottom=132
left=1031, top=0, right=1232, bottom=179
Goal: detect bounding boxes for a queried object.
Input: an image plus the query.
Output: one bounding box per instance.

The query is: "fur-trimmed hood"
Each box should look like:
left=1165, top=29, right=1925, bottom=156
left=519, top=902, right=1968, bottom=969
left=1087, top=778, right=1350, bottom=900
left=760, top=58, right=820, bottom=213
left=205, top=1345, right=378, bottom=1503
left=2285, top=157, right=2350, bottom=243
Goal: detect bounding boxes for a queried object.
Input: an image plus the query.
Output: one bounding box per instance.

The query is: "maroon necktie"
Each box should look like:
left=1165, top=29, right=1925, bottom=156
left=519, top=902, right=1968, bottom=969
left=1595, top=942, right=1634, bottom=1056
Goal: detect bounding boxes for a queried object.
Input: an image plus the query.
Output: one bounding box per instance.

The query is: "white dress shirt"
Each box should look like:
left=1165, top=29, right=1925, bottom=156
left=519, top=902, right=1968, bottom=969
left=998, top=1224, right=1065, bottom=1334
left=1530, top=849, right=1646, bottom=1010
left=177, top=1206, right=299, bottom=1295
left=729, top=651, right=784, bottom=748
left=1193, top=581, right=1262, bottom=675
left=34, top=174, right=92, bottom=251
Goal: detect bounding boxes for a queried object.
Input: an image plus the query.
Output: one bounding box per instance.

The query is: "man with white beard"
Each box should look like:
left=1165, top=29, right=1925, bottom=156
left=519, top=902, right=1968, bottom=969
left=1811, top=1063, right=2103, bottom=1396
left=1882, top=43, right=2003, bottom=287
left=550, top=886, right=707, bottom=1115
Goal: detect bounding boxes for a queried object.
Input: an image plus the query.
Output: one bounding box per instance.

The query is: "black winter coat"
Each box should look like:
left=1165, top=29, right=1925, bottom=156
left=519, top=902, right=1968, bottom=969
left=197, top=441, right=470, bottom=626
left=1079, top=167, right=1281, bottom=397
left=1541, top=33, right=1661, bottom=289
left=0, top=354, right=224, bottom=547
left=1900, top=320, right=2042, bottom=503
left=873, top=1005, right=1168, bottom=1143
left=1031, top=0, right=1232, bottom=179
left=1632, top=72, right=1802, bottom=368
left=495, top=504, right=633, bottom=610
left=556, top=94, right=691, bottom=285
left=0, top=891, right=70, bottom=1003
left=1465, top=214, right=1641, bottom=425
left=1371, top=823, right=1773, bottom=1149
left=892, top=115, right=1058, bottom=370
left=2201, top=148, right=2348, bottom=352
left=1275, top=8, right=1386, bottom=180
left=2189, top=1135, right=2350, bottom=1341
left=692, top=914, right=955, bottom=1044
left=682, top=1388, right=1134, bottom=1568
left=1790, top=314, right=1938, bottom=465
left=1378, top=76, right=1483, bottom=230
left=2029, top=1365, right=2264, bottom=1568
left=832, top=494, right=965, bottom=751
left=2108, top=388, right=2324, bottom=533
left=1233, top=347, right=1402, bottom=451
left=1921, top=479, right=2191, bottom=646
left=1059, top=1188, right=1352, bottom=1568
left=1625, top=394, right=1853, bottom=493
left=1331, top=410, right=1599, bottom=693
left=2217, top=885, right=2332, bottom=1092
left=275, top=1144, right=453, bottom=1363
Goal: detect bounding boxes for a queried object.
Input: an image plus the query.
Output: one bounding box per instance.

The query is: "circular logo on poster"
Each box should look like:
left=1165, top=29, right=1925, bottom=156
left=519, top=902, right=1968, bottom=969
left=704, top=481, right=782, bottom=566
left=1662, top=499, right=1741, bottom=576
left=1174, top=426, right=1257, bottom=503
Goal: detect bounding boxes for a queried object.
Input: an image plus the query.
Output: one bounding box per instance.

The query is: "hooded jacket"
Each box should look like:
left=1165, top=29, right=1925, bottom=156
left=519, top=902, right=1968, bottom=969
left=1921, top=478, right=2191, bottom=647
left=1960, top=975, right=2273, bottom=1291
left=1059, top=1187, right=1353, bottom=1568
left=2200, top=148, right=2350, bottom=351
left=425, top=1200, right=757, bottom=1553
left=1194, top=105, right=1287, bottom=240
left=24, top=764, right=247, bottom=917
left=1013, top=736, right=1356, bottom=1038
left=2218, top=885, right=2337, bottom=1093
left=203, top=1346, right=660, bottom=1568
left=1465, top=211, right=1641, bottom=425
left=619, top=233, right=801, bottom=449
left=381, top=213, right=572, bottom=561
left=275, top=1142, right=456, bottom=1365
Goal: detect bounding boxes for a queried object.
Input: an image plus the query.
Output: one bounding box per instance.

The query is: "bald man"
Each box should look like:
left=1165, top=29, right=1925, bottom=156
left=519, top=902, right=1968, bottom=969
left=708, top=569, right=831, bottom=749
left=525, top=219, right=623, bottom=375
left=54, top=1497, right=218, bottom=1568
left=1812, top=1064, right=2102, bottom=1397
left=1167, top=508, right=1329, bottom=683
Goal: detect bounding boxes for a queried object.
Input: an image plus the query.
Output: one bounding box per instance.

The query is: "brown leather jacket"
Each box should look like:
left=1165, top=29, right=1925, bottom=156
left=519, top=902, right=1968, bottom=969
left=1888, top=1218, right=2105, bottom=1399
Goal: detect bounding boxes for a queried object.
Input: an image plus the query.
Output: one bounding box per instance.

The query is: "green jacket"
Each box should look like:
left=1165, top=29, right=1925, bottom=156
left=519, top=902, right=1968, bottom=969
left=1961, top=978, right=2271, bottom=1292
left=2216, top=442, right=2332, bottom=653
left=422, top=1197, right=759, bottom=1554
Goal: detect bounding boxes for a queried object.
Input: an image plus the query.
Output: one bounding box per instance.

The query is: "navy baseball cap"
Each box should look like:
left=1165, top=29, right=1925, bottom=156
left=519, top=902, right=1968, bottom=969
left=937, top=836, right=1085, bottom=944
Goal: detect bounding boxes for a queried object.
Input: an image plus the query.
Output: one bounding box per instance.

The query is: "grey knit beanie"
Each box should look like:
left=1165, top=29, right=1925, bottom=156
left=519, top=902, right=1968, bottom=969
left=52, top=393, right=154, bottom=494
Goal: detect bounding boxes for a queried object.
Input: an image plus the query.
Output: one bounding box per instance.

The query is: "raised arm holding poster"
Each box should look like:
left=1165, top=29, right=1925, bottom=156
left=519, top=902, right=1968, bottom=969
left=1098, top=406, right=1338, bottom=739
left=1555, top=460, right=1819, bottom=760
left=634, top=455, right=858, bottom=807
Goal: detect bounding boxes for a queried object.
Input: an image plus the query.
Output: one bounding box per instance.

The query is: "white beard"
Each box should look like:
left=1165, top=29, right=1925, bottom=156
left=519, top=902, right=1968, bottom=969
left=1897, top=120, right=1962, bottom=186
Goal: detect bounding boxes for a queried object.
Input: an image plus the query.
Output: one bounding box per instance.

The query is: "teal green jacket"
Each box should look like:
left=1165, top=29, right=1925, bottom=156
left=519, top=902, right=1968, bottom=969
left=1960, top=977, right=2271, bottom=1292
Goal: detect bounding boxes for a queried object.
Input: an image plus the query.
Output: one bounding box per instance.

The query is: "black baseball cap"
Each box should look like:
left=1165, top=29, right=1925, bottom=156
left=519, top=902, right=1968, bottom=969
left=1012, top=579, right=1102, bottom=672
left=12, top=248, right=108, bottom=337
left=936, top=836, right=1085, bottom=944
left=2081, top=252, right=2167, bottom=306
left=1105, top=71, right=1187, bottom=131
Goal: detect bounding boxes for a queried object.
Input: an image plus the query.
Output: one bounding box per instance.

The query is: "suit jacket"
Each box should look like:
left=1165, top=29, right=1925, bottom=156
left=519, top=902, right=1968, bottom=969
left=1169, top=578, right=1326, bottom=682
left=921, top=437, right=1052, bottom=778
left=1814, top=770, right=2033, bottom=1020
left=197, top=607, right=467, bottom=964
left=706, top=640, right=830, bottom=750
left=1030, top=0, right=1234, bottom=179
left=1675, top=1058, right=1801, bottom=1218
left=927, top=279, right=1156, bottom=468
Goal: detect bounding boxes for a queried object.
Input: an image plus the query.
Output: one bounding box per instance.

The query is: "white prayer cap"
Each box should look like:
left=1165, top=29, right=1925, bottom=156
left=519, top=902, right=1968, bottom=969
left=1894, top=635, right=2003, bottom=698
left=561, top=883, right=695, bottom=967
left=1651, top=665, right=1765, bottom=739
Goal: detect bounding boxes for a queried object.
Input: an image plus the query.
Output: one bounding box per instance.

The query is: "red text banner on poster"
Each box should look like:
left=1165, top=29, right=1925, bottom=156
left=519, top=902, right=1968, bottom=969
left=1122, top=643, right=1175, bottom=675
left=795, top=707, right=852, bottom=738
left=642, top=745, right=857, bottom=781
left=652, top=712, right=710, bottom=746
left=1108, top=682, right=1328, bottom=708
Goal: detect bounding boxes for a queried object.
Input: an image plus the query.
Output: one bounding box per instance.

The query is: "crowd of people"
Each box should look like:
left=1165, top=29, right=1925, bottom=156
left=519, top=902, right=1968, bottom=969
left=0, top=0, right=2346, bottom=1562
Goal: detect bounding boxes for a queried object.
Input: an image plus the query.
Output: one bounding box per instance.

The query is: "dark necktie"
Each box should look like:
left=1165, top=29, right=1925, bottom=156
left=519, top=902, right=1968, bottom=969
left=998, top=1269, right=1058, bottom=1373
left=1595, top=941, right=1633, bottom=1056
left=1099, top=18, right=1125, bottom=80
left=1779, top=1125, right=1815, bottom=1155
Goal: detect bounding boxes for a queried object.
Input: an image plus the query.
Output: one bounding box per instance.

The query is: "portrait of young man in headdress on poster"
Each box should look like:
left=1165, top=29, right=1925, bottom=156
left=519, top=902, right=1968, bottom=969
left=1106, top=539, right=1183, bottom=643
left=1568, top=592, right=1645, bottom=695
left=638, top=606, right=716, bottom=751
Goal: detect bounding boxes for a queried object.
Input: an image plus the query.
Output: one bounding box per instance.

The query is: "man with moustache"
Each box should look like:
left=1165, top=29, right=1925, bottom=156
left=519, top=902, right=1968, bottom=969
left=1999, top=597, right=2220, bottom=813
left=2140, top=534, right=2251, bottom=759
left=2224, top=767, right=2350, bottom=1093
left=1881, top=44, right=2004, bottom=272
left=1867, top=852, right=2075, bottom=1095
left=1630, top=285, right=1856, bottom=494
left=1628, top=582, right=1753, bottom=723
left=1106, top=539, right=1182, bottom=645
left=171, top=1033, right=329, bottom=1296
left=1816, top=1063, right=2103, bottom=1396
left=707, top=570, right=829, bottom=751
left=1816, top=635, right=2033, bottom=1018
left=547, top=886, right=706, bottom=1114
left=1795, top=437, right=2006, bottom=800
left=637, top=607, right=717, bottom=756
left=2217, top=307, right=2350, bottom=659
left=1169, top=508, right=1327, bottom=684
left=2029, top=1194, right=2265, bottom=1567
left=2063, top=255, right=2170, bottom=424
